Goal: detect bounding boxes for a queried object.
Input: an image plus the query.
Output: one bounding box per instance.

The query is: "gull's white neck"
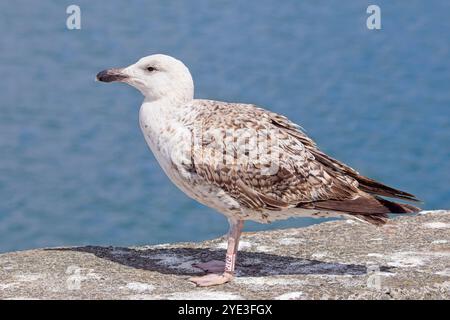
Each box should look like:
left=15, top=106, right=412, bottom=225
left=138, top=96, right=196, bottom=189
left=140, top=96, right=192, bottom=121
left=138, top=96, right=193, bottom=152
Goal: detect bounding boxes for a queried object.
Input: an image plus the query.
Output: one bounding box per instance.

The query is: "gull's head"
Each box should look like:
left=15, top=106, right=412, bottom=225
left=96, top=54, right=194, bottom=102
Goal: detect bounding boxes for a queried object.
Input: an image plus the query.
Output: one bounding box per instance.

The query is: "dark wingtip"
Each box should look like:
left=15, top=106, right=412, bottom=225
left=375, top=197, right=421, bottom=213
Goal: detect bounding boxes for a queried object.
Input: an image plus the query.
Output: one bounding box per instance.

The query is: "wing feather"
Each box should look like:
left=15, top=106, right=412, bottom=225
left=189, top=100, right=361, bottom=212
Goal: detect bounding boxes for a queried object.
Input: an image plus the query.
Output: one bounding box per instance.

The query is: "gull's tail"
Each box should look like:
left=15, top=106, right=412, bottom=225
left=301, top=194, right=420, bottom=226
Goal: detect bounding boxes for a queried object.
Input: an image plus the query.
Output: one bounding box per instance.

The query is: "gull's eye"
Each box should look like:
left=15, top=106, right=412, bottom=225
left=146, top=66, right=156, bottom=72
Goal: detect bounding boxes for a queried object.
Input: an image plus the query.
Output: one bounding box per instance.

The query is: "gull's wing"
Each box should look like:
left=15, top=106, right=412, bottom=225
left=188, top=100, right=419, bottom=221
left=267, top=108, right=419, bottom=202
left=189, top=100, right=361, bottom=210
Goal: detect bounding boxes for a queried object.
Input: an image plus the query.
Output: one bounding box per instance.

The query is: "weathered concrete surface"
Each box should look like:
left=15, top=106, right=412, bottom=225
left=0, top=211, right=449, bottom=300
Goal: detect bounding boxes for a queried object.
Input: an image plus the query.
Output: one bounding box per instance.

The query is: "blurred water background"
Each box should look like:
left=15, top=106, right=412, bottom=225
left=0, top=0, right=449, bottom=253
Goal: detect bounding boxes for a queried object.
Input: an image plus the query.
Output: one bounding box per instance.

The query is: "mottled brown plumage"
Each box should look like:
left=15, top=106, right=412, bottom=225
left=98, top=54, right=420, bottom=286
left=188, top=100, right=419, bottom=225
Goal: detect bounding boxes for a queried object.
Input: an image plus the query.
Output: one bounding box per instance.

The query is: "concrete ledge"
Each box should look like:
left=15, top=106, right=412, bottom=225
left=0, top=211, right=449, bottom=299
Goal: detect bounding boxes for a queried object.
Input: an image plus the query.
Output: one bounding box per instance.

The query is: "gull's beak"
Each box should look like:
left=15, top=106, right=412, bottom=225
left=96, top=68, right=128, bottom=83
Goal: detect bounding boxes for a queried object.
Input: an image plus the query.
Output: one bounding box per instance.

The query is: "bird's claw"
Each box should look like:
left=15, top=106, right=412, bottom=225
left=188, top=272, right=234, bottom=287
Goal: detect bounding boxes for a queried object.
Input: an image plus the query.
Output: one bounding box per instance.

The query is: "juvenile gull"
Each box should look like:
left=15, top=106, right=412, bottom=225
left=97, top=54, right=420, bottom=286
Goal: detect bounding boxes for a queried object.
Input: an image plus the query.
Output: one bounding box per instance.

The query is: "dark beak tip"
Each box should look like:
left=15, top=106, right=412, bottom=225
left=96, top=70, right=109, bottom=82
left=96, top=69, right=127, bottom=83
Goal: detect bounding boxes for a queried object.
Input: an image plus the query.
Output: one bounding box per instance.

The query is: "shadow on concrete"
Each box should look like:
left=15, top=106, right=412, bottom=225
left=48, top=246, right=393, bottom=277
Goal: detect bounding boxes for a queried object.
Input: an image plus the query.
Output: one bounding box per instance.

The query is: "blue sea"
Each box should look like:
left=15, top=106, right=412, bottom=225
left=0, top=1, right=449, bottom=253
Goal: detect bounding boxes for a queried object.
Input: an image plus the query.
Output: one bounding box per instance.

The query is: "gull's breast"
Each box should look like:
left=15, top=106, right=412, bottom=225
left=138, top=103, right=241, bottom=215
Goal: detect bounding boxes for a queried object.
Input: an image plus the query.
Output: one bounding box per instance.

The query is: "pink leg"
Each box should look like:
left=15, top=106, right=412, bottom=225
left=189, top=219, right=244, bottom=287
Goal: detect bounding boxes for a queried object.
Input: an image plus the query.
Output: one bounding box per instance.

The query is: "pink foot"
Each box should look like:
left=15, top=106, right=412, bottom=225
left=188, top=272, right=233, bottom=287
left=192, top=260, right=225, bottom=273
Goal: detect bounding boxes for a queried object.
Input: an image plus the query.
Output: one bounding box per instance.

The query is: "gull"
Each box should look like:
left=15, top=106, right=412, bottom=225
left=97, top=54, right=420, bottom=286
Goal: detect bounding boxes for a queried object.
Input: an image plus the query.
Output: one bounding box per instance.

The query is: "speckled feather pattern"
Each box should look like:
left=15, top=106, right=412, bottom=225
left=110, top=54, right=419, bottom=225
left=140, top=98, right=368, bottom=222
